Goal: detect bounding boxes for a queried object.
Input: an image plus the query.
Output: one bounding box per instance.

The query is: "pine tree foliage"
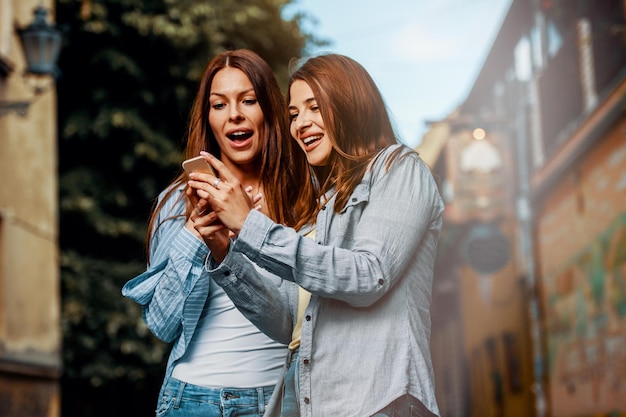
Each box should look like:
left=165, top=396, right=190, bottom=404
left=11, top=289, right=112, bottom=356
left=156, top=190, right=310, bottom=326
left=56, top=0, right=324, bottom=414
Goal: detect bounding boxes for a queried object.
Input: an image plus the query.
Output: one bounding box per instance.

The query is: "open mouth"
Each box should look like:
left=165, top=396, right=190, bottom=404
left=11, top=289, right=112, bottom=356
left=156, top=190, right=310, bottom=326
left=227, top=130, right=253, bottom=141
left=303, top=134, right=323, bottom=146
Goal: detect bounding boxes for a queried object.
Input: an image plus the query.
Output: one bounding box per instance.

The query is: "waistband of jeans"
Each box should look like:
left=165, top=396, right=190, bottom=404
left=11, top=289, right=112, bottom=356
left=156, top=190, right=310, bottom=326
left=287, top=347, right=299, bottom=363
left=164, top=377, right=274, bottom=401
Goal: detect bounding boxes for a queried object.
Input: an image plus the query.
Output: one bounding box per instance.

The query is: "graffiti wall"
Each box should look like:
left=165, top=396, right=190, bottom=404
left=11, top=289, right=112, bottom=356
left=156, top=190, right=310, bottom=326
left=545, top=214, right=626, bottom=415
left=538, top=120, right=626, bottom=416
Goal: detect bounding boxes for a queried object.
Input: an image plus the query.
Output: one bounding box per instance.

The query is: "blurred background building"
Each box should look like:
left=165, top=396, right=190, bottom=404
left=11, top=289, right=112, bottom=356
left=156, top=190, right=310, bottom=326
left=0, top=0, right=62, bottom=416
left=419, top=0, right=626, bottom=416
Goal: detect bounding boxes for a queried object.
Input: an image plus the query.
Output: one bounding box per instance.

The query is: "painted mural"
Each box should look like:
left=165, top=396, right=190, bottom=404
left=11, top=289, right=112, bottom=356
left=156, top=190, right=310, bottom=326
left=545, top=213, right=626, bottom=416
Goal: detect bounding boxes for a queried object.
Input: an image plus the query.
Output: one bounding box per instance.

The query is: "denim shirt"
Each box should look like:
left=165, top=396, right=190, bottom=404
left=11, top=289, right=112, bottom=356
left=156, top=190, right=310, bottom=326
left=210, top=144, right=443, bottom=417
left=121, top=184, right=288, bottom=391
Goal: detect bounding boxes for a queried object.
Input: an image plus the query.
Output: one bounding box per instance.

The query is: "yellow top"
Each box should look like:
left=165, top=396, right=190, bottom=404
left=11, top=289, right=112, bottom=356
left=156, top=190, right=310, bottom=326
left=287, top=229, right=313, bottom=351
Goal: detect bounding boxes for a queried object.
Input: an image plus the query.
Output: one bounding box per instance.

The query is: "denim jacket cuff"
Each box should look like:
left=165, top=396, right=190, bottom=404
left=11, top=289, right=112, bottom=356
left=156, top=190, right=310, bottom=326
left=231, top=210, right=272, bottom=261
left=172, top=227, right=209, bottom=265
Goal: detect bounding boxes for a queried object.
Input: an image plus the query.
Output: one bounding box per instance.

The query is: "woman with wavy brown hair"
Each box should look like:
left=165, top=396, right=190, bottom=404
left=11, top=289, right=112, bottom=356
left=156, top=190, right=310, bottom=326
left=122, top=49, right=308, bottom=417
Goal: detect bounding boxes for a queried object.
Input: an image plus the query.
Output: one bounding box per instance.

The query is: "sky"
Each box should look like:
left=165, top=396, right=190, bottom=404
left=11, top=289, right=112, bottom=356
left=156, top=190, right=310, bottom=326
left=283, top=0, right=513, bottom=148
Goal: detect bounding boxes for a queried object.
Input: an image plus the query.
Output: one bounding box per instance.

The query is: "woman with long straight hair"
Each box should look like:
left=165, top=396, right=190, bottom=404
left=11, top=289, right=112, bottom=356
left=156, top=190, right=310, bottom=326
left=122, top=49, right=308, bottom=417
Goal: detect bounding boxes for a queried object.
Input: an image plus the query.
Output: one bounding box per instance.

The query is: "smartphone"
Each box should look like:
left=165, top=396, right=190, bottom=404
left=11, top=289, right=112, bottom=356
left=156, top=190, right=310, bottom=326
left=182, top=155, right=216, bottom=176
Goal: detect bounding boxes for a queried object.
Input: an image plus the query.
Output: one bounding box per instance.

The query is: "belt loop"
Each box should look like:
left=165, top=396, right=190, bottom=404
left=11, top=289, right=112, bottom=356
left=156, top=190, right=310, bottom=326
left=287, top=347, right=298, bottom=364
left=257, top=386, right=266, bottom=415
left=173, top=380, right=185, bottom=409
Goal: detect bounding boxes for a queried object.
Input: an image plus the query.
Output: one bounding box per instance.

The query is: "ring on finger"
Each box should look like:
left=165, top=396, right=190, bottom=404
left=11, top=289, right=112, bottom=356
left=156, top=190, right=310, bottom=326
left=213, top=178, right=221, bottom=189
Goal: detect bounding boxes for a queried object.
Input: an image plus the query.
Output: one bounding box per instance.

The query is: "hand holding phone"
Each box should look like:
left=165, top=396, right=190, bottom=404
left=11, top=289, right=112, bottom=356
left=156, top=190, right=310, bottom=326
left=182, top=155, right=216, bottom=176
left=183, top=156, right=216, bottom=216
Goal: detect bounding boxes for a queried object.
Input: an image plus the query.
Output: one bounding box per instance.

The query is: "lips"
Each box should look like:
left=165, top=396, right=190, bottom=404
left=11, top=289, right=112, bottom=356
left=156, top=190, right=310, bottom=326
left=302, top=134, right=323, bottom=146
left=227, top=130, right=253, bottom=141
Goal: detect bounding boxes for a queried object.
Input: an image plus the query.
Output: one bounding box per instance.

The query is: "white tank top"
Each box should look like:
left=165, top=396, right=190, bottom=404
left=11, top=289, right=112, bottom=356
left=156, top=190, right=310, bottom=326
left=172, top=277, right=287, bottom=388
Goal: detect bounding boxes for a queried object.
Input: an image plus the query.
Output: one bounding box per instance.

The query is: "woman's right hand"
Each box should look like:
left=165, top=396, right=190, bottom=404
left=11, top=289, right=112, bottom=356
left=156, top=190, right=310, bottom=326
left=189, top=207, right=231, bottom=263
left=185, top=183, right=263, bottom=263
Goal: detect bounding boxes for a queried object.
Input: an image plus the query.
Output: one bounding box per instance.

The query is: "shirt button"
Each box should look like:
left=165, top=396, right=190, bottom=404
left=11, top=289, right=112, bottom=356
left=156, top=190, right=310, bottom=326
left=378, top=278, right=384, bottom=286
left=321, top=206, right=326, bottom=210
left=224, top=271, right=230, bottom=276
left=304, top=397, right=310, bottom=404
left=351, top=197, right=357, bottom=202
left=303, top=358, right=310, bottom=365
left=305, top=315, right=311, bottom=321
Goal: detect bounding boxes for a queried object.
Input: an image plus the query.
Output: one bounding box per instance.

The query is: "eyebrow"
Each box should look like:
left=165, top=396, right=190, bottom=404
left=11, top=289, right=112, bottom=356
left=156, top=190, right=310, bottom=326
left=210, top=87, right=256, bottom=98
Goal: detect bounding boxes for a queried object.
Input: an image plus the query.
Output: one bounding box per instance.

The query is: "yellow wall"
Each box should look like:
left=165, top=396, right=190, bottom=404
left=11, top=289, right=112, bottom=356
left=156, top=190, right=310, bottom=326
left=0, top=1, right=61, bottom=416
left=460, top=218, right=535, bottom=417
left=429, top=124, right=536, bottom=417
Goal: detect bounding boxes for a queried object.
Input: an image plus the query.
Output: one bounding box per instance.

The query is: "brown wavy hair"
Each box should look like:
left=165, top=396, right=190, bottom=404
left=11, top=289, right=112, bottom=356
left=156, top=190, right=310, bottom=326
left=288, top=53, right=403, bottom=229
left=146, top=49, right=309, bottom=261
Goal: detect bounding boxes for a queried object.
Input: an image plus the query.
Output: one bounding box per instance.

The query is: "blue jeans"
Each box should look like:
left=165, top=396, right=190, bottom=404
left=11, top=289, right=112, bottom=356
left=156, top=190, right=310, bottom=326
left=156, top=377, right=274, bottom=417
left=280, top=349, right=300, bottom=417
left=371, top=394, right=437, bottom=417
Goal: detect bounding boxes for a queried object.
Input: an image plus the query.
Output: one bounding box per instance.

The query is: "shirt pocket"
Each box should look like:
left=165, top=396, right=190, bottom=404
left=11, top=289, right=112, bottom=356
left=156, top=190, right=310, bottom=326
left=331, top=185, right=370, bottom=244
left=339, top=183, right=369, bottom=214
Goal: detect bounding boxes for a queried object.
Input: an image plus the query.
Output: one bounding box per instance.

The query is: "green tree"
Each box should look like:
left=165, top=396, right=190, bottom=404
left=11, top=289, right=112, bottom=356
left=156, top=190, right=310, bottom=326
left=56, top=0, right=325, bottom=415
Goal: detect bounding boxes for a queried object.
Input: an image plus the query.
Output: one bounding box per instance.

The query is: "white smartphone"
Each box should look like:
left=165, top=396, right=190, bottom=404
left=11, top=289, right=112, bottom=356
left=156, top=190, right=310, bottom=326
left=182, top=155, right=216, bottom=176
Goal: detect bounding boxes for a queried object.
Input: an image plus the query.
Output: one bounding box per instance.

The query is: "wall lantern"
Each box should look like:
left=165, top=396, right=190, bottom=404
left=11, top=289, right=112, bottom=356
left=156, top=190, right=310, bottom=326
left=18, top=5, right=62, bottom=78
left=0, top=5, right=63, bottom=118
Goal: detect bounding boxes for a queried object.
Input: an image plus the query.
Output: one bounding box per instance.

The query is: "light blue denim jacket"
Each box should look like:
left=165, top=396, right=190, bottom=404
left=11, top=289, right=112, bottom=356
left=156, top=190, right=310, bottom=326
left=210, top=144, right=443, bottom=417
left=121, top=184, right=288, bottom=396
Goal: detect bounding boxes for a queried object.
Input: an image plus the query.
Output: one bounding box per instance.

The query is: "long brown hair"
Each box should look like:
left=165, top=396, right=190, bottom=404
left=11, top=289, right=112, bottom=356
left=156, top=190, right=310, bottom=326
left=288, top=53, right=402, bottom=228
left=146, top=49, right=308, bottom=261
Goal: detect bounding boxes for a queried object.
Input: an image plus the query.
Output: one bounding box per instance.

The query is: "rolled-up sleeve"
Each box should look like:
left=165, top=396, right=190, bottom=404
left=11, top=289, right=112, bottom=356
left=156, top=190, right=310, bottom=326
left=121, top=188, right=209, bottom=343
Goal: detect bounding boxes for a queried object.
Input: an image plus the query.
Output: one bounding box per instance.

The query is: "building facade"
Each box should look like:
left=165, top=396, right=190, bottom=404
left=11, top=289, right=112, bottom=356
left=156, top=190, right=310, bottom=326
left=426, top=0, right=626, bottom=416
left=0, top=1, right=61, bottom=416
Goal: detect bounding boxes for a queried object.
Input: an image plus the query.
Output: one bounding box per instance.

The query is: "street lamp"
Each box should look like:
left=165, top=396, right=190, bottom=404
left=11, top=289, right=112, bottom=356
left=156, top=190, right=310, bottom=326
left=0, top=5, right=62, bottom=118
